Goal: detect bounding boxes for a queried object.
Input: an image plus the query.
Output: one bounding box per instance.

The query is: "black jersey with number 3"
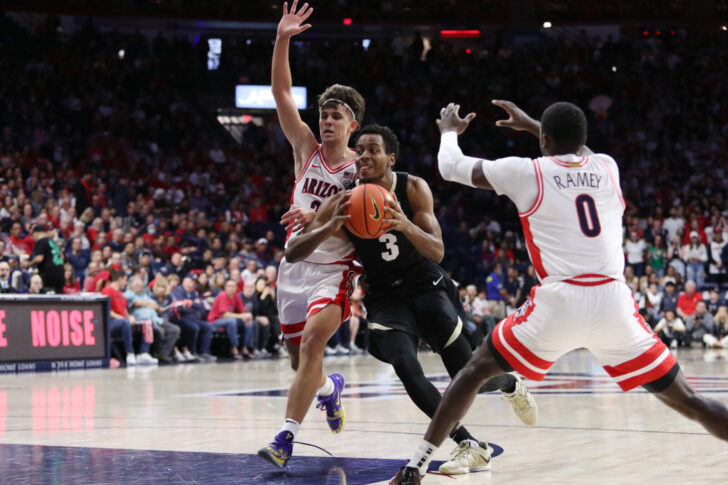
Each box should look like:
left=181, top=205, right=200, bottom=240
left=344, top=172, right=435, bottom=294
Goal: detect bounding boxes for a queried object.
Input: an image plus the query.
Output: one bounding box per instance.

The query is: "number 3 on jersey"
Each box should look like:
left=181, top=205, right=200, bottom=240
left=379, top=233, right=399, bottom=261
left=575, top=194, right=601, bottom=237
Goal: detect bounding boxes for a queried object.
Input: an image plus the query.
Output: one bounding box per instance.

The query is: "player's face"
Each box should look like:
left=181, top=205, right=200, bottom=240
left=355, top=134, right=394, bottom=183
left=319, top=105, right=356, bottom=144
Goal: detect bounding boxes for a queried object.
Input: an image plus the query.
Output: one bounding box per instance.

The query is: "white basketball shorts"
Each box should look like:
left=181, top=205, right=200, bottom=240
left=276, top=258, right=362, bottom=345
left=488, top=277, right=678, bottom=391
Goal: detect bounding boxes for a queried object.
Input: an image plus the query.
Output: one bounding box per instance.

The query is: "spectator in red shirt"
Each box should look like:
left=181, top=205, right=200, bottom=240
left=207, top=280, right=252, bottom=360
left=62, top=263, right=81, bottom=295
left=90, top=266, right=111, bottom=293
left=677, top=280, right=702, bottom=320
left=248, top=197, right=269, bottom=224
left=100, top=269, right=140, bottom=365
left=9, top=221, right=34, bottom=255
left=83, top=261, right=101, bottom=292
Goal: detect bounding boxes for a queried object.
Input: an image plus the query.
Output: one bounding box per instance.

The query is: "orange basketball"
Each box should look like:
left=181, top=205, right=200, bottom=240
left=344, top=183, right=396, bottom=239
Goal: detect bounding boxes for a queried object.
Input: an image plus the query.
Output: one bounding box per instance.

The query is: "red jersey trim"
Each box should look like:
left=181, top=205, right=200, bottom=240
left=548, top=155, right=588, bottom=168
left=293, top=146, right=321, bottom=184
left=563, top=274, right=616, bottom=286
left=521, top=215, right=548, bottom=280
left=319, top=146, right=356, bottom=174
left=284, top=188, right=296, bottom=243
left=597, top=158, right=626, bottom=210
left=518, top=158, right=544, bottom=217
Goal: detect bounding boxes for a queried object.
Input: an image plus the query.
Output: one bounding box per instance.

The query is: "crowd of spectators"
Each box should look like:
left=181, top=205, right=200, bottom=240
left=30, top=1, right=701, bottom=24
left=1, top=15, right=728, bottom=362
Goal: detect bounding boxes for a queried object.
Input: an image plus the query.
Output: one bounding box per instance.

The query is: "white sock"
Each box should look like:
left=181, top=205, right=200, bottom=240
left=406, top=439, right=437, bottom=475
left=279, top=418, right=300, bottom=439
left=317, top=376, right=335, bottom=397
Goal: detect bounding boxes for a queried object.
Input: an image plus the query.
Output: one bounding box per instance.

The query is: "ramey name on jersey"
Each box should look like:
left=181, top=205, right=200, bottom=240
left=287, top=145, right=358, bottom=264
left=520, top=154, right=626, bottom=284
left=344, top=172, right=432, bottom=292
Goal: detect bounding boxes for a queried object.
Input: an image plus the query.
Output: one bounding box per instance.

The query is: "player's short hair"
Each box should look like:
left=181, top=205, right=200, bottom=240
left=541, top=102, right=587, bottom=153
left=317, top=84, right=365, bottom=125
left=355, top=124, right=400, bottom=162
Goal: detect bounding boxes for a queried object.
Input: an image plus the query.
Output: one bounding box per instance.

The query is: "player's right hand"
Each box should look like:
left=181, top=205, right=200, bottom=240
left=437, top=102, right=476, bottom=135
left=277, top=1, right=313, bottom=38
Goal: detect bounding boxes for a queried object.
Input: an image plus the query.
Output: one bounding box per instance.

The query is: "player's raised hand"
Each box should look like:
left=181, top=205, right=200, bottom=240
left=277, top=1, right=313, bottom=38
left=436, top=103, right=476, bottom=135
left=492, top=99, right=540, bottom=134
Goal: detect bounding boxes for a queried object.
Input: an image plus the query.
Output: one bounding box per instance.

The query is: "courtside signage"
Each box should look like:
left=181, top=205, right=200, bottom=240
left=235, top=84, right=307, bottom=109
left=0, top=295, right=109, bottom=370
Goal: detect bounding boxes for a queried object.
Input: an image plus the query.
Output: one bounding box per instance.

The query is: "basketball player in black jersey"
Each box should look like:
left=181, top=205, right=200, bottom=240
left=286, top=124, right=538, bottom=475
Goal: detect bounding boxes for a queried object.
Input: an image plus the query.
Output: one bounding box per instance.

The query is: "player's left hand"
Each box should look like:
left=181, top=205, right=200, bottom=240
left=281, top=205, right=315, bottom=233
left=276, top=1, right=313, bottom=39
left=437, top=102, right=476, bottom=135
left=383, top=200, right=409, bottom=233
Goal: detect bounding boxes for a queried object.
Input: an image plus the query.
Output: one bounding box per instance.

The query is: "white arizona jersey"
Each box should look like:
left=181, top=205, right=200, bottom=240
left=287, top=145, right=358, bottom=263
left=482, top=153, right=625, bottom=284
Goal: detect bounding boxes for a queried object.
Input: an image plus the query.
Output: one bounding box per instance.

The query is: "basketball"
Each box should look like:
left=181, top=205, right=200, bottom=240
left=344, top=183, right=396, bottom=239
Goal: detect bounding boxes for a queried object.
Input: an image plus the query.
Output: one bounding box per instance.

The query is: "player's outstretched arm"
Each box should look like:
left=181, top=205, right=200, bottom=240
left=272, top=1, right=318, bottom=176
left=383, top=177, right=444, bottom=263
left=492, top=99, right=594, bottom=155
left=436, top=102, right=494, bottom=190
left=284, top=191, right=350, bottom=263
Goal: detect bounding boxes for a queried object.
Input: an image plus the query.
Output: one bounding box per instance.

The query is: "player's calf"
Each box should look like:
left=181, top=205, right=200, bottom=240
left=654, top=369, right=728, bottom=442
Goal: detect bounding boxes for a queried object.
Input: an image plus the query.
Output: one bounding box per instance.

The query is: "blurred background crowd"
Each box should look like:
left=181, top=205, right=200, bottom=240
left=1, top=11, right=728, bottom=363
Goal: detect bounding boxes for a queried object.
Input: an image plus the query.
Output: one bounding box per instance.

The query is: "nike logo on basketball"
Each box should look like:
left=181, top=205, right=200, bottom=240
left=433, top=276, right=443, bottom=285
left=369, top=194, right=381, bottom=221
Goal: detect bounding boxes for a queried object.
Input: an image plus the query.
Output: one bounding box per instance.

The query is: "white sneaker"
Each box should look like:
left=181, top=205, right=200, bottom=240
left=335, top=344, right=350, bottom=355
left=182, top=349, right=195, bottom=361
left=502, top=374, right=538, bottom=426
left=438, top=440, right=491, bottom=474
left=350, top=343, right=363, bottom=354
left=136, top=353, right=159, bottom=365
left=670, top=339, right=678, bottom=349
left=174, top=348, right=185, bottom=362
left=324, top=346, right=337, bottom=356
left=126, top=353, right=136, bottom=366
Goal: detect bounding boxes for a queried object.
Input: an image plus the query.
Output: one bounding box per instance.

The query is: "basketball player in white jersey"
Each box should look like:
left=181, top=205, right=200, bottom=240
left=390, top=101, right=728, bottom=484
left=258, top=1, right=365, bottom=469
